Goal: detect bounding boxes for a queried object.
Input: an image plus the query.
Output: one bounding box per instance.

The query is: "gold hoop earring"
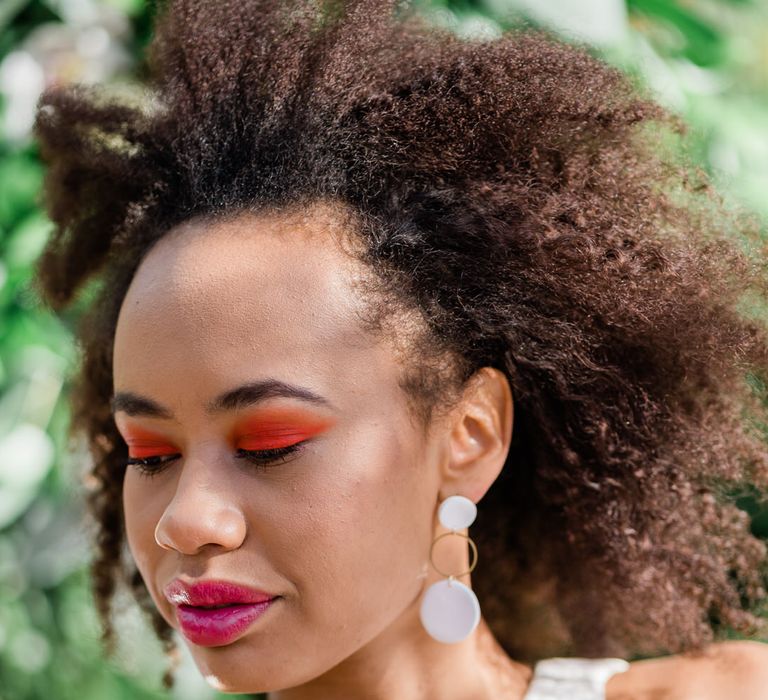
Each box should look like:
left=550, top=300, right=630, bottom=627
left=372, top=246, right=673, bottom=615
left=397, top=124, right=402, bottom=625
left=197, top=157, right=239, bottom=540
left=428, top=530, right=478, bottom=580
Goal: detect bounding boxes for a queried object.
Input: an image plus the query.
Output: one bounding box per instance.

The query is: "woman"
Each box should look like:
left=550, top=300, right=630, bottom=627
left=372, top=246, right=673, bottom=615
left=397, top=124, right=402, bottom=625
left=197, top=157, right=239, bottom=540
left=31, top=1, right=768, bottom=698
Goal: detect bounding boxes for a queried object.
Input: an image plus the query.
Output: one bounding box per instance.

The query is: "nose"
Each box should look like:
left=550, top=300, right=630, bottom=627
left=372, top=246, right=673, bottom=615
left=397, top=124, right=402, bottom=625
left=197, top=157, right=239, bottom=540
left=153, top=456, right=248, bottom=555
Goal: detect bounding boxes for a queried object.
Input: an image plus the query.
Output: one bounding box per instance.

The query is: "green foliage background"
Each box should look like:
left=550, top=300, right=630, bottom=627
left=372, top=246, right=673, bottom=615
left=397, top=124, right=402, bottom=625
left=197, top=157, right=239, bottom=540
left=0, top=1, right=767, bottom=698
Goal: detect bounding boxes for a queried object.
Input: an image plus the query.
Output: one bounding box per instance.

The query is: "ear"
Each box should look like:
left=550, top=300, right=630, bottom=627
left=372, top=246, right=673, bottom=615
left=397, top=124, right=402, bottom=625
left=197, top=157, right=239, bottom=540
left=438, top=366, right=513, bottom=504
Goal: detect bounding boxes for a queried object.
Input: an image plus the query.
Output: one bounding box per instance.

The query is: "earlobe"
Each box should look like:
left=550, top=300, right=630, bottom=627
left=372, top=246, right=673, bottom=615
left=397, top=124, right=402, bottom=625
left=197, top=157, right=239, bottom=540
left=440, top=367, right=513, bottom=503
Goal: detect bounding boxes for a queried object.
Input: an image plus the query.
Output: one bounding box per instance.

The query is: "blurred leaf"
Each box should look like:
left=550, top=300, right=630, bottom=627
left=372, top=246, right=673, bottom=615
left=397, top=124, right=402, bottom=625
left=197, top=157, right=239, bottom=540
left=4, top=211, right=51, bottom=270
left=627, top=0, right=725, bottom=66
left=0, top=150, right=42, bottom=230
left=0, top=422, right=54, bottom=528
left=102, top=0, right=147, bottom=17
left=0, top=0, right=59, bottom=59
left=0, top=0, right=29, bottom=34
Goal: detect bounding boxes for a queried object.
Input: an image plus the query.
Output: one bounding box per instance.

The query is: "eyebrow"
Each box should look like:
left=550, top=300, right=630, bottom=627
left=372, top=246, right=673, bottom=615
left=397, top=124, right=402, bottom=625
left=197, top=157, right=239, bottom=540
left=110, top=379, right=332, bottom=419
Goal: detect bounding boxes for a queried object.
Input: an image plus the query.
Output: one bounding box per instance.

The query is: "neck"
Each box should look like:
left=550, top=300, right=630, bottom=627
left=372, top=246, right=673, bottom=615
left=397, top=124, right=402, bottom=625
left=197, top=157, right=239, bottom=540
left=267, top=600, right=534, bottom=700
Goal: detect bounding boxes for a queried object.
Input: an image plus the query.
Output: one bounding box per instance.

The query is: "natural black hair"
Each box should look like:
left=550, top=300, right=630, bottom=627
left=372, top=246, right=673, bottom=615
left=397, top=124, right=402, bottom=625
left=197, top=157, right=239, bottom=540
left=32, top=0, right=768, bottom=690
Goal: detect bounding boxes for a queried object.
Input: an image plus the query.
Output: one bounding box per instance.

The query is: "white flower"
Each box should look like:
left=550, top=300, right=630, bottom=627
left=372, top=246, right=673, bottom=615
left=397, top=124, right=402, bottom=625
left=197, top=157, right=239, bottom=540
left=0, top=5, right=134, bottom=142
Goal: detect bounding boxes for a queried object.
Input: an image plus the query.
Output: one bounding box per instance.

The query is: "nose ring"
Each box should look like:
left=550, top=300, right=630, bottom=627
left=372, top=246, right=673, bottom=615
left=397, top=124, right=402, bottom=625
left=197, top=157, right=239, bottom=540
left=154, top=521, right=172, bottom=550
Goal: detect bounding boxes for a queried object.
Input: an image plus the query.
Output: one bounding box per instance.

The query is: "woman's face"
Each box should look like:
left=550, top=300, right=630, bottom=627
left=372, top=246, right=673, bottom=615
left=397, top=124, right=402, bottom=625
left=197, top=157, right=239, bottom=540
left=113, top=204, right=452, bottom=692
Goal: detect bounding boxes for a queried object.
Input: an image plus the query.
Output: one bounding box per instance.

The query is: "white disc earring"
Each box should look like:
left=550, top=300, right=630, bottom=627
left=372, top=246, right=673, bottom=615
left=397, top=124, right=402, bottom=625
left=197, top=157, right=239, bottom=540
left=419, top=494, right=481, bottom=643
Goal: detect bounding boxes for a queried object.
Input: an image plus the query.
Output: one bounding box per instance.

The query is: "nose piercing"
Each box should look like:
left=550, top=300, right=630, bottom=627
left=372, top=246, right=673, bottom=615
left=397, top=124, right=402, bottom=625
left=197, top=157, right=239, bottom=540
left=154, top=522, right=171, bottom=549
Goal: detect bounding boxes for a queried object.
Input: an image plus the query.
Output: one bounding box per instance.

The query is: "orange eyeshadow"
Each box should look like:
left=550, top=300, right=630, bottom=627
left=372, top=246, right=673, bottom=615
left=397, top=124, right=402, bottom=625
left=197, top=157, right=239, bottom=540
left=233, top=410, right=336, bottom=450
left=118, top=426, right=180, bottom=458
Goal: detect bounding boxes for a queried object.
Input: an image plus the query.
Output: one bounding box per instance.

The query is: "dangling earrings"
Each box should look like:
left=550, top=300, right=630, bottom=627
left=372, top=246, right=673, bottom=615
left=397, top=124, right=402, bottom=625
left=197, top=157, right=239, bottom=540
left=419, top=494, right=480, bottom=643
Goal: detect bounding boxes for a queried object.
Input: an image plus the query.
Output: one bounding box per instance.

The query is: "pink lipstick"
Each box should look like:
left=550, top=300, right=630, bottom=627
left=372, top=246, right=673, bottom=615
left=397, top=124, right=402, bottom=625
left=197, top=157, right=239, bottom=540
left=164, top=579, right=278, bottom=646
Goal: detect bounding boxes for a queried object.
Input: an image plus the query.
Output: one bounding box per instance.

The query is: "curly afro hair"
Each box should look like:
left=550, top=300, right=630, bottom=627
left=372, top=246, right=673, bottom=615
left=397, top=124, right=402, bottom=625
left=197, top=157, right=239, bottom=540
left=32, top=0, right=768, bottom=690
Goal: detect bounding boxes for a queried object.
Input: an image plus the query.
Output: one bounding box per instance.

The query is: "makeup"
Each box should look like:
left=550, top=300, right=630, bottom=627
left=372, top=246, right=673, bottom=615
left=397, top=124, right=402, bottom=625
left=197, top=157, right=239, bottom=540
left=232, top=409, right=336, bottom=450
left=175, top=600, right=276, bottom=646
left=120, top=426, right=179, bottom=458
left=165, top=578, right=279, bottom=647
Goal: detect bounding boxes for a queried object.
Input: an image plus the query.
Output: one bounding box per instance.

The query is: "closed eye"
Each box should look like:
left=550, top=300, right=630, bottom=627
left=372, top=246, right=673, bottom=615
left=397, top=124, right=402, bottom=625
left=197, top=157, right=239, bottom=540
left=124, top=443, right=306, bottom=479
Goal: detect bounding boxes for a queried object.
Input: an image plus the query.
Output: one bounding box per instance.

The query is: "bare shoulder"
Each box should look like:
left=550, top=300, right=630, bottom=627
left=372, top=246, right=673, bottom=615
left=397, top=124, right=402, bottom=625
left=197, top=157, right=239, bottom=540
left=606, top=640, right=768, bottom=700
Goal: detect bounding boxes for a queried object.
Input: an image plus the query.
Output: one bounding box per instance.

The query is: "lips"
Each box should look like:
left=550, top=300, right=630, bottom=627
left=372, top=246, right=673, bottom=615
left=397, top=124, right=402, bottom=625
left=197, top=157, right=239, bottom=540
left=164, top=578, right=279, bottom=646
left=164, top=578, right=276, bottom=606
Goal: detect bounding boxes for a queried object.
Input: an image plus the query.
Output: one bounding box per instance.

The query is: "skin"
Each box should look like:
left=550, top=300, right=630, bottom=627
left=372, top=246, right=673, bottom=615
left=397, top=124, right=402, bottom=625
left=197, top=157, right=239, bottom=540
left=114, top=200, right=533, bottom=699
left=113, top=200, right=768, bottom=700
left=605, top=640, right=768, bottom=700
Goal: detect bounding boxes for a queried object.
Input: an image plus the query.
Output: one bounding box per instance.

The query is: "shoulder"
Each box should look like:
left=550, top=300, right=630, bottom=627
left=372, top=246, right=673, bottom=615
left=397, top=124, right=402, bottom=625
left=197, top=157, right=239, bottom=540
left=606, top=640, right=768, bottom=700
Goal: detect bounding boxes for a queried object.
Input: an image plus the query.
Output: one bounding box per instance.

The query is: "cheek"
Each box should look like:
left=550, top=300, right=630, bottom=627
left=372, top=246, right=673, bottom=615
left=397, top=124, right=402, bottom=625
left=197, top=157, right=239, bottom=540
left=271, top=421, right=434, bottom=627
left=122, top=471, right=166, bottom=578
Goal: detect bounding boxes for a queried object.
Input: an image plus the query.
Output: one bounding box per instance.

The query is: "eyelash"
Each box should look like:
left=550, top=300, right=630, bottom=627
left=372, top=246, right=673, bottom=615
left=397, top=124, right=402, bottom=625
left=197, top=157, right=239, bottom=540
left=124, top=443, right=305, bottom=479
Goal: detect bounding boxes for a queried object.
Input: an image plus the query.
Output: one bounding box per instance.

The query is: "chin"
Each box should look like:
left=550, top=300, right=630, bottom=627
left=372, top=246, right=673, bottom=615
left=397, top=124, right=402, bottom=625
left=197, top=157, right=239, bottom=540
left=190, top=641, right=318, bottom=695
left=198, top=667, right=273, bottom=695
left=190, top=645, right=275, bottom=694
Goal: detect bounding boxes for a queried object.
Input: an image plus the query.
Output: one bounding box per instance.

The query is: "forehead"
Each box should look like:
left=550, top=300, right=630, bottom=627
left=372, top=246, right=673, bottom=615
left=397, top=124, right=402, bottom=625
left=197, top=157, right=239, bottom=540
left=124, top=200, right=362, bottom=302
left=112, top=203, right=382, bottom=399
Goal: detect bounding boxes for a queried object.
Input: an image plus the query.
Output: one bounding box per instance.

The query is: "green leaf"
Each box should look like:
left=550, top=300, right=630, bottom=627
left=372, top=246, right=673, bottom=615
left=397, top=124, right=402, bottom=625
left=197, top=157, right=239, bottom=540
left=100, top=0, right=147, bottom=17
left=627, top=0, right=725, bottom=66
left=0, top=151, right=43, bottom=229
left=3, top=211, right=52, bottom=271
left=0, top=0, right=30, bottom=36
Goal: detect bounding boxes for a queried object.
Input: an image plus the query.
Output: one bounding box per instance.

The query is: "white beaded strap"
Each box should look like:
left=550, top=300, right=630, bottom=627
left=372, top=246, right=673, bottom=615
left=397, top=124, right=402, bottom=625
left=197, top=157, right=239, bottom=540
left=522, top=657, right=631, bottom=700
